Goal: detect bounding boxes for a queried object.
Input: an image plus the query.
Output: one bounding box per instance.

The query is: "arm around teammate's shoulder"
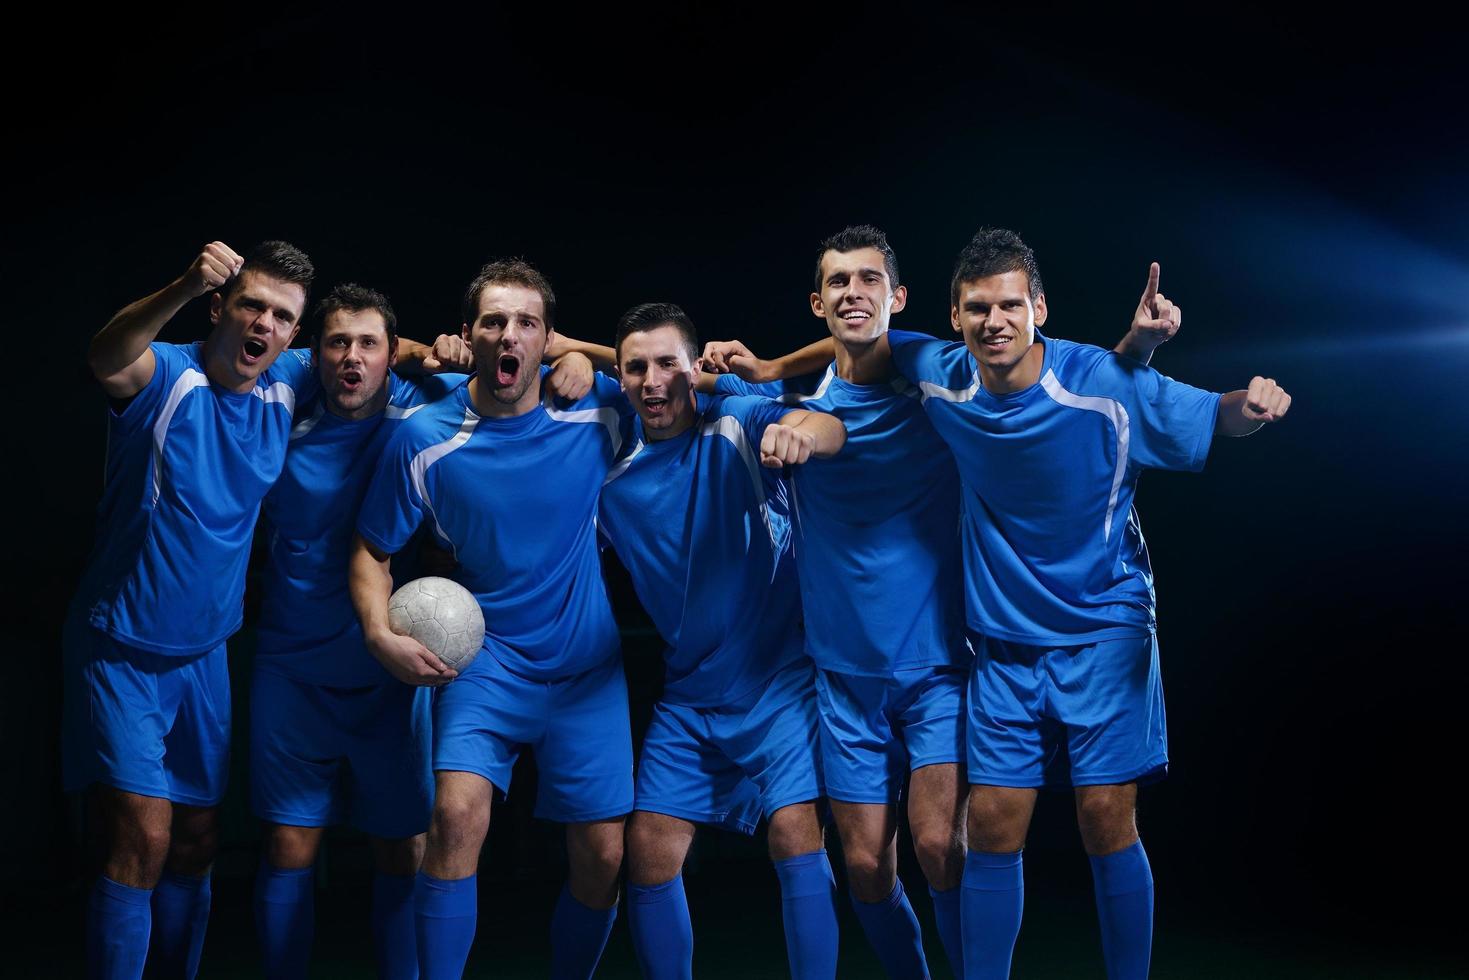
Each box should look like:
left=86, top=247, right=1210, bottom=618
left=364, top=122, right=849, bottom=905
left=89, top=242, right=243, bottom=398
left=761, top=409, right=845, bottom=468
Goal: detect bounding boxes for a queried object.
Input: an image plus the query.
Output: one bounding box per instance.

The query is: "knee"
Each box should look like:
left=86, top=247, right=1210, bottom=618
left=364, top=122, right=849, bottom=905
left=115, top=821, right=173, bottom=883
left=265, top=826, right=321, bottom=871
left=168, top=818, right=220, bottom=876
left=627, top=823, right=679, bottom=886
left=967, top=797, right=1028, bottom=853
left=842, top=845, right=894, bottom=902
left=431, top=794, right=490, bottom=855
left=1076, top=797, right=1137, bottom=855
left=579, top=835, right=624, bottom=885
left=912, top=825, right=964, bottom=885
left=373, top=835, right=426, bottom=877
left=766, top=805, right=823, bottom=863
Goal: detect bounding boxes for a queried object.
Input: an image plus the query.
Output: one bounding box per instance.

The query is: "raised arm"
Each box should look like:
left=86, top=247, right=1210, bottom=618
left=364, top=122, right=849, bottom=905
left=89, top=241, right=243, bottom=398
left=1215, top=377, right=1291, bottom=437
left=696, top=337, right=836, bottom=393
left=349, top=534, right=457, bottom=686
left=759, top=409, right=846, bottom=468
left=1114, top=262, right=1181, bottom=365
left=546, top=332, right=617, bottom=372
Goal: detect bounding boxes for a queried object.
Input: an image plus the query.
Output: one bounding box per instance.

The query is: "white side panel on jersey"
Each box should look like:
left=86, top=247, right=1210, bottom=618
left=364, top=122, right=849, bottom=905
left=289, top=402, right=326, bottom=441
left=603, top=439, right=647, bottom=485
left=705, top=414, right=778, bottom=553
left=254, top=381, right=297, bottom=414
left=766, top=365, right=835, bottom=405
left=1039, top=369, right=1131, bottom=541
left=384, top=403, right=428, bottom=420
left=150, top=369, right=212, bottom=506
left=409, top=407, right=479, bottom=556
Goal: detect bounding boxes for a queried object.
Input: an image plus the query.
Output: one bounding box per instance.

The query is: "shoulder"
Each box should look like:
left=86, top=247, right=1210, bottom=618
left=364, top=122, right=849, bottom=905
left=389, top=372, right=469, bottom=410
left=264, top=346, right=315, bottom=387
left=715, top=367, right=832, bottom=403
left=1047, top=335, right=1151, bottom=396
left=888, top=329, right=968, bottom=383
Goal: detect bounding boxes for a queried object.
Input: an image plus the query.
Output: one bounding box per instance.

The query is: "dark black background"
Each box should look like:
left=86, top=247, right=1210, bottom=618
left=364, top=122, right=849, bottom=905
left=9, top=4, right=1465, bottom=974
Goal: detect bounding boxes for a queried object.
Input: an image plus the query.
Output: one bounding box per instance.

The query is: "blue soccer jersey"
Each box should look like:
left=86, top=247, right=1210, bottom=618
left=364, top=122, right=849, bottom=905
left=598, top=393, right=804, bottom=707
left=74, top=341, right=317, bottom=656
left=356, top=374, right=632, bottom=680
left=255, top=372, right=467, bottom=687
left=716, top=365, right=967, bottom=676
left=888, top=329, right=1222, bottom=644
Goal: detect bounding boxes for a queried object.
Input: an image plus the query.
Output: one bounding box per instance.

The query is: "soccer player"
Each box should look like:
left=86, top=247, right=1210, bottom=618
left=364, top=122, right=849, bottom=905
left=703, top=225, right=1171, bottom=978
left=65, top=241, right=319, bottom=979
left=597, top=302, right=845, bottom=979
left=886, top=228, right=1290, bottom=979
left=349, top=260, right=631, bottom=980
left=249, top=283, right=465, bottom=979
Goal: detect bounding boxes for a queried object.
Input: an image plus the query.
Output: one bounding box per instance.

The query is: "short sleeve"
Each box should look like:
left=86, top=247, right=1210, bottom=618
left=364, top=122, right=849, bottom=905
left=730, top=395, right=797, bottom=449
left=108, top=342, right=193, bottom=436
left=267, top=347, right=317, bottom=397
left=1109, top=359, right=1221, bottom=473
left=389, top=373, right=467, bottom=409
left=356, top=425, right=430, bottom=555
left=888, top=329, right=963, bottom=385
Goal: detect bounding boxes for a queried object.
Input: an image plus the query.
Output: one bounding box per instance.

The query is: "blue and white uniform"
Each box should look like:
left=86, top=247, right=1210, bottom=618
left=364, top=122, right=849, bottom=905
left=599, top=393, right=821, bottom=832
left=64, top=341, right=316, bottom=805
left=250, top=372, right=464, bottom=839
left=889, top=329, right=1222, bottom=787
left=716, top=363, right=968, bottom=804
left=356, top=374, right=635, bottom=822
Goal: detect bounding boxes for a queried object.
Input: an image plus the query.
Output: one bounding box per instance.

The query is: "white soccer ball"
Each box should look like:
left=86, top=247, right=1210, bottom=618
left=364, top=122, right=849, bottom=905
left=386, top=576, right=485, bottom=671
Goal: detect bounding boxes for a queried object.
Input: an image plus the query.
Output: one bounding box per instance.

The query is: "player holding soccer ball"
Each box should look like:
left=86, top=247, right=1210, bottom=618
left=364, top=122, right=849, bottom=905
left=350, top=260, right=631, bottom=980
left=886, top=229, right=1289, bottom=979
left=64, top=241, right=319, bottom=979
left=597, top=303, right=845, bottom=978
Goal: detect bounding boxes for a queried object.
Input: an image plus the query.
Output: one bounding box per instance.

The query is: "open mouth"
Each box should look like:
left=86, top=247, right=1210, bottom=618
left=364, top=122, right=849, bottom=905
left=643, top=395, right=669, bottom=416
left=495, top=354, right=521, bottom=386
left=242, top=338, right=268, bottom=362
left=340, top=369, right=363, bottom=391
left=982, top=335, right=1013, bottom=351
left=839, top=309, right=871, bottom=323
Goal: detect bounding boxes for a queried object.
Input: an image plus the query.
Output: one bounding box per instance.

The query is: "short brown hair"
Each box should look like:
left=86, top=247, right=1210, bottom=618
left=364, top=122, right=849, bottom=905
left=461, top=259, right=556, bottom=330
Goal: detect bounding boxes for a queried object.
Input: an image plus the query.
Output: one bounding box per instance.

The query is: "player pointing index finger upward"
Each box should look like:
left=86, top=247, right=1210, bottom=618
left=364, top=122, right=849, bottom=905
left=598, top=303, right=845, bottom=978
left=886, top=228, right=1290, bottom=979
left=703, top=226, right=1165, bottom=978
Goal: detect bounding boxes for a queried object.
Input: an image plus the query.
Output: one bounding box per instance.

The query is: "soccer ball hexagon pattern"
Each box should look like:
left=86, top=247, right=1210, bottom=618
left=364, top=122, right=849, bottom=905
left=386, top=576, right=485, bottom=671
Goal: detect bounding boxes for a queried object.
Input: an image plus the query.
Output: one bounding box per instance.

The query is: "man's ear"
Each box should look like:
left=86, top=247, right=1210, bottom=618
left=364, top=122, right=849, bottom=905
left=209, top=291, right=223, bottom=326
left=1033, top=293, right=1047, bottom=328
left=890, top=284, right=908, bottom=315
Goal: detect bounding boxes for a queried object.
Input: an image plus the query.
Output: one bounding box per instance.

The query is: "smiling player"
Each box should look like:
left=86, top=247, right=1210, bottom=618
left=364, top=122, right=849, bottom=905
left=598, top=303, right=845, bottom=979
left=888, top=228, right=1289, bottom=979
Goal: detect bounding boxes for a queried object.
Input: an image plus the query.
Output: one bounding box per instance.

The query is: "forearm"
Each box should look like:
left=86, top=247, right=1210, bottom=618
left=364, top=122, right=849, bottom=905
left=392, top=337, right=434, bottom=375
left=349, top=534, right=395, bottom=640
left=791, top=412, right=846, bottom=458
left=546, top=333, right=618, bottom=371
left=769, top=337, right=836, bottom=380
left=88, top=278, right=194, bottom=380
left=1215, top=390, right=1263, bottom=437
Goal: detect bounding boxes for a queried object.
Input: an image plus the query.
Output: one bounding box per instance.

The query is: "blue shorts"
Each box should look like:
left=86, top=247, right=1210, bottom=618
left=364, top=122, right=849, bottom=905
left=62, top=618, right=230, bottom=807
left=433, top=653, right=634, bottom=824
left=968, top=633, right=1168, bottom=789
left=249, top=666, right=433, bottom=840
left=636, top=659, right=822, bottom=834
left=814, top=664, right=966, bottom=805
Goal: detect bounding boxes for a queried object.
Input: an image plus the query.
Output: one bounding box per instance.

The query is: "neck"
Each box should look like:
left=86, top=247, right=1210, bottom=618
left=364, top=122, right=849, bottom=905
left=200, top=335, right=256, bottom=394
left=468, top=375, right=542, bottom=418
left=832, top=329, right=893, bottom=384
left=976, top=338, right=1045, bottom=395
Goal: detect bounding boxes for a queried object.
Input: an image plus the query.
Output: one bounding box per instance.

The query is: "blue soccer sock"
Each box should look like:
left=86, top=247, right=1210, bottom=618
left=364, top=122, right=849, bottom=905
left=549, top=883, right=618, bottom=980
left=255, top=864, right=314, bottom=979
left=774, top=850, right=839, bottom=980
left=961, top=849, right=1024, bottom=980
left=372, top=871, right=419, bottom=980
left=150, top=870, right=212, bottom=978
left=928, top=884, right=963, bottom=977
left=849, top=878, right=929, bottom=980
left=87, top=875, right=152, bottom=980
left=415, top=872, right=477, bottom=980
left=628, top=875, right=694, bottom=980
left=1089, top=841, right=1154, bottom=980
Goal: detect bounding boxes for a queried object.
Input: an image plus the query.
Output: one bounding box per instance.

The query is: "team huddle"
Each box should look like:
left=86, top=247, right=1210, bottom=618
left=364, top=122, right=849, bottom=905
left=65, top=226, right=1292, bottom=980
